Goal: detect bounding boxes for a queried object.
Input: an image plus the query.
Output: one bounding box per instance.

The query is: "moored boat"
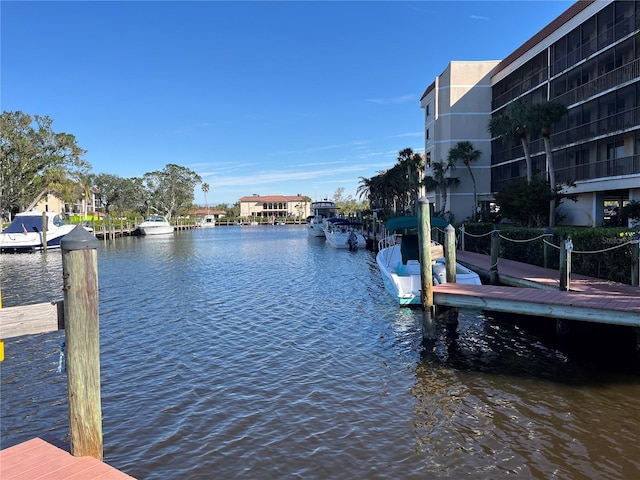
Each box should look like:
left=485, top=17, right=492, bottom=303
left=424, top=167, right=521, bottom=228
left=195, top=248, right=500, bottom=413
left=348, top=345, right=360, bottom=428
left=0, top=210, right=76, bottom=252
left=306, top=200, right=338, bottom=237
left=376, top=216, right=481, bottom=306
left=323, top=218, right=366, bottom=249
left=138, top=215, right=174, bottom=235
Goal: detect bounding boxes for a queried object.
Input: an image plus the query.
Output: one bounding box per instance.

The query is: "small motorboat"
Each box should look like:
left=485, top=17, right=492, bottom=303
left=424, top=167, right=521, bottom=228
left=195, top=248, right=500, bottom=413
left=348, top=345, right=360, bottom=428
left=376, top=216, right=481, bottom=306
left=137, top=215, right=174, bottom=235
left=0, top=210, right=76, bottom=252
left=323, top=218, right=366, bottom=250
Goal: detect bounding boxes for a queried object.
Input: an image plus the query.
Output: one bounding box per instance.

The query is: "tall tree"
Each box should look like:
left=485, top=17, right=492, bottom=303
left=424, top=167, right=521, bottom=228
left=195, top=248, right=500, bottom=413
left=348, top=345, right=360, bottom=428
left=0, top=111, right=89, bottom=216
left=528, top=100, right=568, bottom=227
left=447, top=141, right=481, bottom=220
left=488, top=98, right=532, bottom=184
left=143, top=164, right=202, bottom=220
left=202, top=182, right=210, bottom=214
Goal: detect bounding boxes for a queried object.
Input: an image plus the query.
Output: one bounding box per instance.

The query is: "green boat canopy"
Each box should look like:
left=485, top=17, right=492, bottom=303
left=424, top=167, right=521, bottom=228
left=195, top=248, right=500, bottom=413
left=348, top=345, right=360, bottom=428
left=384, top=215, right=449, bottom=233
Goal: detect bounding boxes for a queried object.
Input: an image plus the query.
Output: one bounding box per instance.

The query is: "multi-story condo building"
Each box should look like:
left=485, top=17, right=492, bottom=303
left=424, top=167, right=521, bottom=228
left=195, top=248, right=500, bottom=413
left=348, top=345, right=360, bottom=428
left=421, top=61, right=499, bottom=222
left=422, top=0, right=640, bottom=226
left=239, top=194, right=310, bottom=220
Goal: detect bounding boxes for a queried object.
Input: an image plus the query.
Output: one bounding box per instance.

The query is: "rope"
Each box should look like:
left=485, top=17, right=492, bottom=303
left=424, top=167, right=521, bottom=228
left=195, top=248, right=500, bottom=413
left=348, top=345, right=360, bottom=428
left=543, top=239, right=560, bottom=249
left=499, top=233, right=552, bottom=243
left=463, top=229, right=496, bottom=238
left=572, top=240, right=636, bottom=254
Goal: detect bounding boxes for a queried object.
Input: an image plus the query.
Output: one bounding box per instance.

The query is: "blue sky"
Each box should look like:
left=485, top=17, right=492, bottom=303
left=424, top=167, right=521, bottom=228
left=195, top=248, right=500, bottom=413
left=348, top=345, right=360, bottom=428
left=1, top=0, right=573, bottom=206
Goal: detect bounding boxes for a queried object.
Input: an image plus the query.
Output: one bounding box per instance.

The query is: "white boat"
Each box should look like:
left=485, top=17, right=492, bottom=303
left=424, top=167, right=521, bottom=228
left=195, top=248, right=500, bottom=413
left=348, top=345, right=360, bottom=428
left=306, top=200, right=338, bottom=237
left=198, top=215, right=216, bottom=228
left=138, top=215, right=174, bottom=235
left=323, top=218, right=366, bottom=249
left=0, top=210, right=76, bottom=252
left=376, top=216, right=481, bottom=306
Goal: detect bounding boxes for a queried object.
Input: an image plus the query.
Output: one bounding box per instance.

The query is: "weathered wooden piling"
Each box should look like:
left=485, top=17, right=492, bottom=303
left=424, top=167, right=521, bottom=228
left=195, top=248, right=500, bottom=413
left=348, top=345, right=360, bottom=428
left=417, top=197, right=433, bottom=312
left=41, top=212, right=47, bottom=251
left=489, top=230, right=500, bottom=285
left=559, top=234, right=572, bottom=291
left=444, top=224, right=456, bottom=283
left=632, top=233, right=639, bottom=287
left=543, top=228, right=553, bottom=268
left=61, top=226, right=103, bottom=461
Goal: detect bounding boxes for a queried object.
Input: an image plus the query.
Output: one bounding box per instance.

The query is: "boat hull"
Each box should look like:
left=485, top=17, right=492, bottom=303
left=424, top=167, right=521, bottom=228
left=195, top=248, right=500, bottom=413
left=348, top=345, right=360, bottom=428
left=376, top=245, right=481, bottom=306
left=138, top=215, right=174, bottom=235
left=325, top=231, right=366, bottom=249
left=0, top=211, right=76, bottom=253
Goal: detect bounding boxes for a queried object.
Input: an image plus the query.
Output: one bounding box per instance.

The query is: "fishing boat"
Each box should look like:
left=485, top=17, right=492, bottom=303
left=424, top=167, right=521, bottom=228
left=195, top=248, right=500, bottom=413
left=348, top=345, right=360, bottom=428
left=376, top=216, right=481, bottom=306
left=306, top=200, right=338, bottom=237
left=323, top=218, right=366, bottom=250
left=137, top=215, right=174, bottom=235
left=0, top=210, right=76, bottom=252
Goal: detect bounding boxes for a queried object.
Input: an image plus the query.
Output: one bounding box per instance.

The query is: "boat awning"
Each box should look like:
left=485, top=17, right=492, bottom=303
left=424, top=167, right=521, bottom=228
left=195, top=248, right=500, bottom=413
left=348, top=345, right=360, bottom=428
left=384, top=215, right=449, bottom=233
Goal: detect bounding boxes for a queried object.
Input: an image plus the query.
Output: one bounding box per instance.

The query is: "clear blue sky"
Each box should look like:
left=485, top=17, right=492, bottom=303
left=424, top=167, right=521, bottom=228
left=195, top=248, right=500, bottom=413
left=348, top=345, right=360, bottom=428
left=1, top=0, right=573, bottom=206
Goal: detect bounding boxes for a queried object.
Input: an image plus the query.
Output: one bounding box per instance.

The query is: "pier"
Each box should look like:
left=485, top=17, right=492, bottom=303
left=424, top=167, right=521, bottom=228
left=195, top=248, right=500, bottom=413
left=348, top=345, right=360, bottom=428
left=433, top=249, right=640, bottom=327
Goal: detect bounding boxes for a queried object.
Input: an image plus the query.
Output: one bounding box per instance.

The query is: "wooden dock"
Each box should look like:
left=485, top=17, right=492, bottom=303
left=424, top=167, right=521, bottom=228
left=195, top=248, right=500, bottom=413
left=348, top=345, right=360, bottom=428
left=0, top=438, right=135, bottom=479
left=432, top=250, right=640, bottom=327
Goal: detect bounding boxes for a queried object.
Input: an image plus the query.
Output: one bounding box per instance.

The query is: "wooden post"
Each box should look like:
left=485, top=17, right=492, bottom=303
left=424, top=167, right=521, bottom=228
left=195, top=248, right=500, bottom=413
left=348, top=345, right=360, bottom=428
left=559, top=234, right=572, bottom=291
left=418, top=197, right=433, bottom=312
left=444, top=224, right=456, bottom=283
left=543, top=227, right=553, bottom=268
left=489, top=230, right=500, bottom=285
left=460, top=223, right=465, bottom=251
left=41, top=212, right=48, bottom=251
left=372, top=211, right=378, bottom=253
left=61, top=226, right=103, bottom=460
left=631, top=233, right=639, bottom=287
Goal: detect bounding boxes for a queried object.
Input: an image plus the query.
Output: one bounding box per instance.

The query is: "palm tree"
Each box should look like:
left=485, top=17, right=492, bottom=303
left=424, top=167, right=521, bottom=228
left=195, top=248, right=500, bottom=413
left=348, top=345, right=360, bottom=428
left=488, top=98, right=533, bottom=184
left=396, top=148, right=425, bottom=214
left=528, top=100, right=567, bottom=227
left=423, top=158, right=459, bottom=218
left=201, top=182, right=210, bottom=214
left=447, top=141, right=481, bottom=220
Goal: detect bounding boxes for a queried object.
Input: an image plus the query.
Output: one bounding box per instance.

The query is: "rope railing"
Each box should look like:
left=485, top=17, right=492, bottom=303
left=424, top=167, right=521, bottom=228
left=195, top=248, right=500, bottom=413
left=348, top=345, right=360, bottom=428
left=499, top=233, right=552, bottom=243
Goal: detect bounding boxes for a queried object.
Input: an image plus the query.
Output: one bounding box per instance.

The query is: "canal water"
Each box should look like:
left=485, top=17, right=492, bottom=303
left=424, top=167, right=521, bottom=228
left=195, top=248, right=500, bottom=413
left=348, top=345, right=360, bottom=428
left=1, top=225, right=639, bottom=479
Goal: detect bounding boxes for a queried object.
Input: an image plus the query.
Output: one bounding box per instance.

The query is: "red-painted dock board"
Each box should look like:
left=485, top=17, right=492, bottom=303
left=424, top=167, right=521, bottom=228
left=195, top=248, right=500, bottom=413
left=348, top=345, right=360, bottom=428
left=0, top=438, right=135, bottom=480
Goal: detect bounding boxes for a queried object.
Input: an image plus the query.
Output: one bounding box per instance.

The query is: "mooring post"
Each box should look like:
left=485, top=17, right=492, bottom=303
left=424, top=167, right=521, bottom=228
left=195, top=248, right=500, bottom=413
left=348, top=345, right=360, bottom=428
left=372, top=211, right=378, bottom=253
left=41, top=211, right=48, bottom=251
left=61, top=226, right=103, bottom=461
left=631, top=233, right=639, bottom=287
left=559, top=234, right=572, bottom=291
left=444, top=224, right=456, bottom=283
left=418, top=197, right=433, bottom=314
left=460, top=224, right=465, bottom=252
left=543, top=227, right=553, bottom=268
left=489, top=229, right=500, bottom=285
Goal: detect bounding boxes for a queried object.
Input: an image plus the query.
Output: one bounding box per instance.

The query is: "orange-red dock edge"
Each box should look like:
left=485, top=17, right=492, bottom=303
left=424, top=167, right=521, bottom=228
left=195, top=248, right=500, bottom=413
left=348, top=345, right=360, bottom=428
left=0, top=437, right=136, bottom=480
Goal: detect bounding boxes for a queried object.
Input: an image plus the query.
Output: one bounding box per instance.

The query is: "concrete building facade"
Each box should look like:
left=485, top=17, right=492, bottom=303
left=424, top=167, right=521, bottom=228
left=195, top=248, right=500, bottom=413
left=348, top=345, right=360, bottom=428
left=421, top=61, right=499, bottom=222
left=238, top=194, right=310, bottom=220
left=422, top=0, right=640, bottom=226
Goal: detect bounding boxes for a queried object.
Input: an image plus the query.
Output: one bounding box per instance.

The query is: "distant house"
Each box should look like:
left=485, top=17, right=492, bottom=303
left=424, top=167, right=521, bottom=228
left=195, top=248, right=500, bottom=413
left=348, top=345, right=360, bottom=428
left=238, top=194, right=310, bottom=220
left=190, top=208, right=227, bottom=225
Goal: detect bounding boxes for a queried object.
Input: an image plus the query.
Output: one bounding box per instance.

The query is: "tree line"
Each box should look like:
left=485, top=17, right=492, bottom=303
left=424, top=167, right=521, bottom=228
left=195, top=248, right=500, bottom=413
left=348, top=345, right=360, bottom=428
left=1, top=111, right=202, bottom=221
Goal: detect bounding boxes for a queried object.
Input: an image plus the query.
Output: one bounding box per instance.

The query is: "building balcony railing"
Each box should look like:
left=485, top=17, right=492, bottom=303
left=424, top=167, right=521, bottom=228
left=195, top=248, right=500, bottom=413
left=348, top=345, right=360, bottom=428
left=556, top=154, right=640, bottom=184
left=553, top=58, right=640, bottom=106
left=554, top=106, right=639, bottom=146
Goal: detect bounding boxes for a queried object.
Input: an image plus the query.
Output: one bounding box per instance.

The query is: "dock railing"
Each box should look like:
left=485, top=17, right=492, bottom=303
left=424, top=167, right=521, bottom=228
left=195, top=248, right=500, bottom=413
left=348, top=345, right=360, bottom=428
left=457, top=225, right=640, bottom=288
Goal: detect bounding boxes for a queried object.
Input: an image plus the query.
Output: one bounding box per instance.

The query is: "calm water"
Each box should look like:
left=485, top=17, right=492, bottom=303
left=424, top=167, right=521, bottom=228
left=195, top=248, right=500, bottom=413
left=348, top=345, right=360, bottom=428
left=1, top=226, right=640, bottom=479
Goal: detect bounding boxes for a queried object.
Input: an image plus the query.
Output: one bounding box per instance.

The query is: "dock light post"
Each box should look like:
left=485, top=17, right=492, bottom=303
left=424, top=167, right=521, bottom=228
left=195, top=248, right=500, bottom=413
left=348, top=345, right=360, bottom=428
left=490, top=230, right=500, bottom=285
left=61, top=226, right=103, bottom=461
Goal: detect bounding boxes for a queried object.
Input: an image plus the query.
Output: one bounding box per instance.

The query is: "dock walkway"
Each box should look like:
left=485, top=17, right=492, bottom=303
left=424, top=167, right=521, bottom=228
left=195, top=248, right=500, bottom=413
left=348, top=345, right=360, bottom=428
left=0, top=438, right=135, bottom=479
left=432, top=250, right=640, bottom=327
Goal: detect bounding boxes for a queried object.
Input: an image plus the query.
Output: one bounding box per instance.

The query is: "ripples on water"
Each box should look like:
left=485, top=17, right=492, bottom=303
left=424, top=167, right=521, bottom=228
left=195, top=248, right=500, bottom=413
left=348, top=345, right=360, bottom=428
left=1, top=226, right=640, bottom=479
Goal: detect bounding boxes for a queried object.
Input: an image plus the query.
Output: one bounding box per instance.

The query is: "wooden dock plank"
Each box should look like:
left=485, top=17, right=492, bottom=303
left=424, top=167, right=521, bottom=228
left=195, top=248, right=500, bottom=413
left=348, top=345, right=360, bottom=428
left=0, top=438, right=135, bottom=480
left=433, top=283, right=640, bottom=326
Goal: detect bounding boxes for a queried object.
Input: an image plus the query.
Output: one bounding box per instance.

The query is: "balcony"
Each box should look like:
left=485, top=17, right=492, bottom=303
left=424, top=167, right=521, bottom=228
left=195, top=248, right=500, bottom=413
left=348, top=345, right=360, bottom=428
left=553, top=106, right=639, bottom=146
left=556, top=154, right=640, bottom=184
